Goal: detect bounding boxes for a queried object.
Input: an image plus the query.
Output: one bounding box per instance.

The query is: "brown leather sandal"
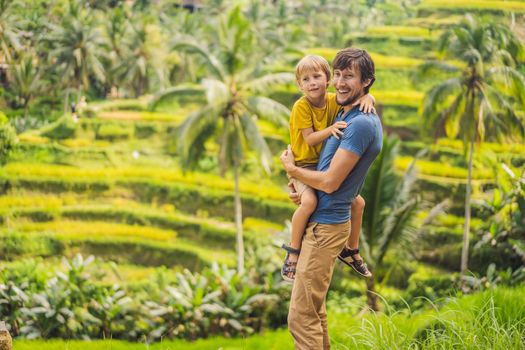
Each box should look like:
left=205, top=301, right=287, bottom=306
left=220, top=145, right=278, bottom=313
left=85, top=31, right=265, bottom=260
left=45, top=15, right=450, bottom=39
left=338, top=247, right=372, bottom=278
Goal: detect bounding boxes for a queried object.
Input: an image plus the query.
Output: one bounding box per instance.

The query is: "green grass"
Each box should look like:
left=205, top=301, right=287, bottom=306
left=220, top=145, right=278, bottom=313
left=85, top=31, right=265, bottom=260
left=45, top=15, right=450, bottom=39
left=404, top=15, right=464, bottom=28
left=14, top=287, right=525, bottom=349
left=365, top=26, right=441, bottom=39
left=418, top=0, right=525, bottom=13
left=3, top=163, right=289, bottom=202
left=396, top=156, right=494, bottom=180
left=374, top=90, right=424, bottom=108
left=6, top=220, right=235, bottom=266
left=14, top=329, right=293, bottom=350
left=98, top=110, right=186, bottom=123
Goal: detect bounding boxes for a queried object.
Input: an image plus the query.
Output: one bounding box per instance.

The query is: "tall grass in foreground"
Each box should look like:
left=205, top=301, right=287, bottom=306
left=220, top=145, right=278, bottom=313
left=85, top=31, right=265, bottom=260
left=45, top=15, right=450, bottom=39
left=332, top=287, right=525, bottom=349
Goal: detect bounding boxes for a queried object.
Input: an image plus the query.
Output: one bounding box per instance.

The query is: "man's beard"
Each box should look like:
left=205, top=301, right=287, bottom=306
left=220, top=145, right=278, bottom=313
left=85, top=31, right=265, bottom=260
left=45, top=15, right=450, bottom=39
left=336, top=89, right=363, bottom=107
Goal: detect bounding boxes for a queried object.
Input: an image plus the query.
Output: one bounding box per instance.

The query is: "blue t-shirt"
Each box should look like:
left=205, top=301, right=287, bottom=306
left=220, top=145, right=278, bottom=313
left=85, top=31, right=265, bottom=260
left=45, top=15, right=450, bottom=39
left=310, top=107, right=383, bottom=224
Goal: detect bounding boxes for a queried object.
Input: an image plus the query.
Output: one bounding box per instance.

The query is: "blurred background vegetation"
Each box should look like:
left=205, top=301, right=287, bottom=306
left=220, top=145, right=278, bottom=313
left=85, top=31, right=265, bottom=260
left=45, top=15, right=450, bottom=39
left=0, top=0, right=524, bottom=349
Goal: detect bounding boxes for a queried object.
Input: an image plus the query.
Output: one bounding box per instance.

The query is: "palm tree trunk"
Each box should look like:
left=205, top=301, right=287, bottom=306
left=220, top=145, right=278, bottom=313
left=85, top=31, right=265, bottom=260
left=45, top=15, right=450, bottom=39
left=77, top=83, right=82, bottom=105
left=233, top=161, right=245, bottom=274
left=23, top=102, right=29, bottom=120
left=63, top=88, right=70, bottom=115
left=366, top=275, right=379, bottom=311
left=460, top=138, right=475, bottom=276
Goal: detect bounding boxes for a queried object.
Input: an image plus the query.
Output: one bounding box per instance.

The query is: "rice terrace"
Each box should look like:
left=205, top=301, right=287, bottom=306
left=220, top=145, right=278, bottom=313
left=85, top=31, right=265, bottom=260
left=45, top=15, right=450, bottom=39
left=0, top=0, right=524, bottom=349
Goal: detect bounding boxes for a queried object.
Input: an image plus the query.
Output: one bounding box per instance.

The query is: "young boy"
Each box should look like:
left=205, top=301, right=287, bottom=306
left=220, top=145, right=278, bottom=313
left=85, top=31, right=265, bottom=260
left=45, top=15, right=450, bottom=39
left=281, top=55, right=373, bottom=282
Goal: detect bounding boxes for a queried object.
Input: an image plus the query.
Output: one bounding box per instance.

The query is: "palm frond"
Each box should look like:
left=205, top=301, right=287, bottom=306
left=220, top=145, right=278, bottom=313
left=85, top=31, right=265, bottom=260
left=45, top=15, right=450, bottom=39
left=479, top=83, right=525, bottom=141
left=172, top=40, right=226, bottom=81
left=487, top=66, right=525, bottom=105
left=149, top=84, right=204, bottom=110
left=243, top=96, right=289, bottom=128
left=176, top=103, right=222, bottom=168
left=444, top=92, right=466, bottom=139
left=239, top=113, right=272, bottom=174
left=374, top=157, right=420, bottom=267
left=376, top=197, right=419, bottom=267
left=416, top=61, right=459, bottom=82
left=202, top=79, right=230, bottom=106
left=422, top=77, right=462, bottom=129
left=243, top=73, right=295, bottom=94
left=361, top=136, right=399, bottom=255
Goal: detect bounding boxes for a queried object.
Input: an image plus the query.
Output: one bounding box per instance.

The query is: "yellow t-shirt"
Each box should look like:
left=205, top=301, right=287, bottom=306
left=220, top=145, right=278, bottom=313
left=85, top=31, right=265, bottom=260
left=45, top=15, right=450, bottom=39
left=289, top=93, right=340, bottom=165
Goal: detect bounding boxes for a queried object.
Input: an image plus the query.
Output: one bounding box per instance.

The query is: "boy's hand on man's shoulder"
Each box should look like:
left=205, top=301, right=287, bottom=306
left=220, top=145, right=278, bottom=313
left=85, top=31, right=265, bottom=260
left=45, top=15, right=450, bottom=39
left=352, top=94, right=376, bottom=114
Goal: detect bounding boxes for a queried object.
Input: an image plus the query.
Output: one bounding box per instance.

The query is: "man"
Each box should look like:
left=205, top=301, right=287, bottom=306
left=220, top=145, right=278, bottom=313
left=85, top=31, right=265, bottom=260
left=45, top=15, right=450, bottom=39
left=280, top=47, right=383, bottom=350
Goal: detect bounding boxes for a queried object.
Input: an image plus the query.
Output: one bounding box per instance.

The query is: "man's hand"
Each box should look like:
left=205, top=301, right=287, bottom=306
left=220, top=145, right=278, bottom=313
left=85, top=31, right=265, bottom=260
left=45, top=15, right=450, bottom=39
left=288, top=182, right=301, bottom=205
left=280, top=145, right=296, bottom=173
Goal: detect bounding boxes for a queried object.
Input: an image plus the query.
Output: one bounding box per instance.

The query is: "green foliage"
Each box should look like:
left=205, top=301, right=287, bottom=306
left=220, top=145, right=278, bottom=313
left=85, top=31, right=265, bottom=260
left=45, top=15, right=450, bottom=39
left=0, top=231, right=65, bottom=259
left=39, top=115, right=77, bottom=140
left=0, top=113, right=17, bottom=165
left=134, top=123, right=160, bottom=138
left=1, top=253, right=290, bottom=341
left=475, top=167, right=525, bottom=274
left=95, top=123, right=133, bottom=141
left=13, top=286, right=525, bottom=348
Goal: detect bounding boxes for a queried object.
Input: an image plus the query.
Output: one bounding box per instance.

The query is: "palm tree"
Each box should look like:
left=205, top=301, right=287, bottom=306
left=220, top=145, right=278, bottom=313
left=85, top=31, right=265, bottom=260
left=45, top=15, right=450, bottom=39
left=7, top=53, right=44, bottom=119
left=359, top=135, right=421, bottom=311
left=0, top=0, right=21, bottom=61
left=421, top=14, right=525, bottom=278
left=47, top=2, right=105, bottom=112
left=115, top=14, right=167, bottom=97
left=151, top=6, right=293, bottom=274
left=102, top=6, right=130, bottom=97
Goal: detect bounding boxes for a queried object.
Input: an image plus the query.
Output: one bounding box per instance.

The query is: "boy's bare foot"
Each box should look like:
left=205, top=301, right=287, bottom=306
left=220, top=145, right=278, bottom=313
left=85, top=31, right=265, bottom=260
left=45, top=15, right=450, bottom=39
left=281, top=244, right=301, bottom=283
left=338, top=247, right=372, bottom=278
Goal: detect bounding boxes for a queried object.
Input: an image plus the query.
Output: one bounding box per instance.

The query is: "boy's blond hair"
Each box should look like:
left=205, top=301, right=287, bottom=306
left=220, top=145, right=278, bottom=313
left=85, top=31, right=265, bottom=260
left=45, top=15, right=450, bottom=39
left=295, top=55, right=331, bottom=84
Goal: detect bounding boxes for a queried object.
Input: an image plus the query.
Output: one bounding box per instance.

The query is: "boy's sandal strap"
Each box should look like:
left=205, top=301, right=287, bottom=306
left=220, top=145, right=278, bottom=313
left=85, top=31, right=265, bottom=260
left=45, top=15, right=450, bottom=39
left=281, top=244, right=301, bottom=255
left=339, top=246, right=358, bottom=259
left=282, top=263, right=297, bottom=274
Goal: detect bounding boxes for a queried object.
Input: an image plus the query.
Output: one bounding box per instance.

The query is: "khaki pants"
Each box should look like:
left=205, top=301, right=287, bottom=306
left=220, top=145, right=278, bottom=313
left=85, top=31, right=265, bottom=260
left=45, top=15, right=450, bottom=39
left=288, top=221, right=350, bottom=350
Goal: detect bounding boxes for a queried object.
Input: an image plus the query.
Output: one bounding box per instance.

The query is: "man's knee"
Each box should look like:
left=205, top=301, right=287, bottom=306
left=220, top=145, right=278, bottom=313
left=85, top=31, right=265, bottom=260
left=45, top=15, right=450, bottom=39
left=352, top=195, right=365, bottom=212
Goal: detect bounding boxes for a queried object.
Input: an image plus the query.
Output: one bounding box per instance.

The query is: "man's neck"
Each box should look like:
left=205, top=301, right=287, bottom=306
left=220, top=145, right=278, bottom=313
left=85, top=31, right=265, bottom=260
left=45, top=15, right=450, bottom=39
left=342, top=93, right=365, bottom=113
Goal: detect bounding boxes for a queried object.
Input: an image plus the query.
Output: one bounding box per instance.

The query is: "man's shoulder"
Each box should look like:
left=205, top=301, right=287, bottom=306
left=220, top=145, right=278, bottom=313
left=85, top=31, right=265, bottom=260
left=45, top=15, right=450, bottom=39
left=347, top=110, right=380, bottom=126
left=341, top=111, right=381, bottom=141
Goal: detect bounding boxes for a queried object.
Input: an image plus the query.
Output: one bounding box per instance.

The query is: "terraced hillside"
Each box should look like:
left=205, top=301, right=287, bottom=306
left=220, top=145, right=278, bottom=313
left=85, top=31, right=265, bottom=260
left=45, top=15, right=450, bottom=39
left=1, top=0, right=524, bottom=346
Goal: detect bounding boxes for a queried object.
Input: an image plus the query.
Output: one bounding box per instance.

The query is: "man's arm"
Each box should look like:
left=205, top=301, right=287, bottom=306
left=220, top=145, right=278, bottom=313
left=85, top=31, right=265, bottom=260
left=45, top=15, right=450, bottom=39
left=280, top=145, right=360, bottom=194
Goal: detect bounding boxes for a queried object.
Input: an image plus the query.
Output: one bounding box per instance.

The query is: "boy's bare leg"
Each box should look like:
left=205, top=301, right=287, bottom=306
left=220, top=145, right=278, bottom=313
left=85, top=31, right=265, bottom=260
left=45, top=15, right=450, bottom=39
left=287, top=187, right=317, bottom=276
left=345, top=195, right=365, bottom=261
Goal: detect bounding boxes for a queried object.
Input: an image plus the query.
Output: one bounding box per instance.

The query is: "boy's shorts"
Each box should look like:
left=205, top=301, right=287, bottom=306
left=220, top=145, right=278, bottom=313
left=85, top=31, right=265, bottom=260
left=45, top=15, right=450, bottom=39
left=288, top=164, right=317, bottom=197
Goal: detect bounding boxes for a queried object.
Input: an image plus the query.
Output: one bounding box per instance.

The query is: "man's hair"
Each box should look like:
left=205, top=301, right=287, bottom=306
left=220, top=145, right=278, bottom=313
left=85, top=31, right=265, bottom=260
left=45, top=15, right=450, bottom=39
left=332, top=48, right=375, bottom=93
left=295, top=55, right=331, bottom=84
